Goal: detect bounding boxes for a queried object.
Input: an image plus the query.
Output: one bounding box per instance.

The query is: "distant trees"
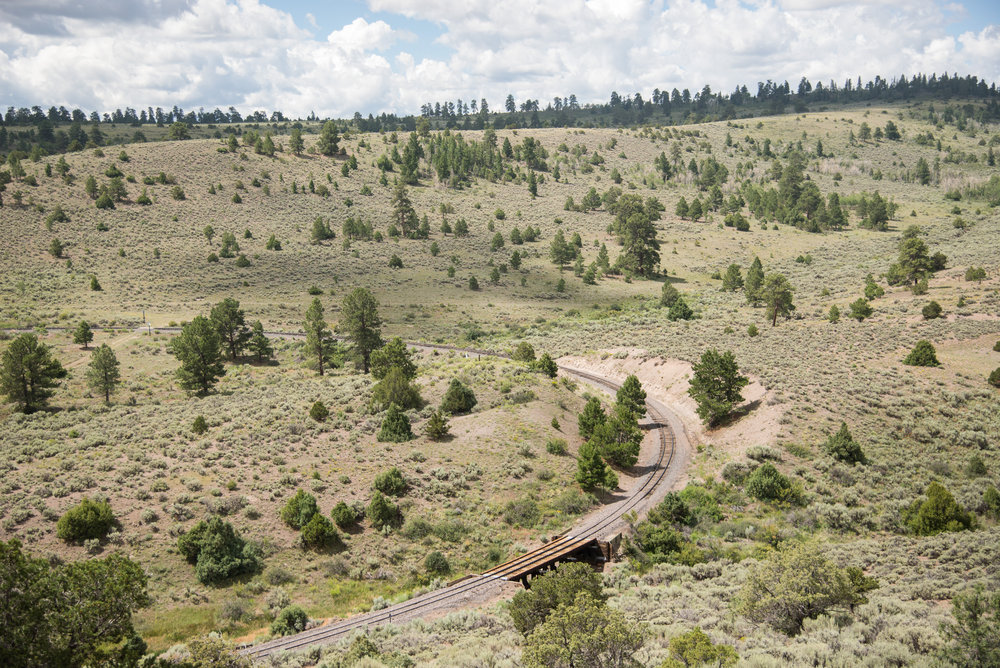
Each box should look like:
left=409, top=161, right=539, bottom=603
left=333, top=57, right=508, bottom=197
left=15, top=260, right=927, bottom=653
left=0, top=333, right=67, bottom=413
left=169, top=316, right=225, bottom=395
left=289, top=128, right=304, bottom=156
left=688, top=349, right=748, bottom=426
left=391, top=183, right=418, bottom=237
left=86, top=343, right=121, bottom=403
left=341, top=287, right=382, bottom=373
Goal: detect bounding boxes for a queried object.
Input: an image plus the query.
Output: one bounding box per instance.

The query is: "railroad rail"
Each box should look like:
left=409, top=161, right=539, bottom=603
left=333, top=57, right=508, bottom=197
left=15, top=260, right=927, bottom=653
left=242, top=363, right=680, bottom=660
left=1, top=325, right=686, bottom=660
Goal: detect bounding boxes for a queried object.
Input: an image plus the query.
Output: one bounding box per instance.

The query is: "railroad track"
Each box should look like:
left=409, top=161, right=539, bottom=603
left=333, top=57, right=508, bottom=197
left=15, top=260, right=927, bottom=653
left=2, top=325, right=686, bottom=660
left=242, top=363, right=680, bottom=660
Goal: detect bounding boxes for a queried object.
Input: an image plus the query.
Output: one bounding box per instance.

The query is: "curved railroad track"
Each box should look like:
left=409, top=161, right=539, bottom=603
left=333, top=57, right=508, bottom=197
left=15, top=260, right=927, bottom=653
left=2, top=325, right=690, bottom=660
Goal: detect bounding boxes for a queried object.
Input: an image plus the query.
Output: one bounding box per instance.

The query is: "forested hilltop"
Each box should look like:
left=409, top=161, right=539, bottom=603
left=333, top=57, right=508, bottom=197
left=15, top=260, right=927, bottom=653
left=3, top=71, right=999, bottom=156
left=1, top=66, right=999, bottom=667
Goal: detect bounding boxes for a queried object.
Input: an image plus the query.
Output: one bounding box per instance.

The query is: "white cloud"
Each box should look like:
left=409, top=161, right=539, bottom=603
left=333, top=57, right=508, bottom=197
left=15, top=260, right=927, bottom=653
left=0, top=0, right=997, bottom=118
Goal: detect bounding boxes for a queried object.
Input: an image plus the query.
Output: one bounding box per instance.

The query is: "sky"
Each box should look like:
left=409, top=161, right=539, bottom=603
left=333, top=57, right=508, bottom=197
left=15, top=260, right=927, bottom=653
left=1, top=0, right=998, bottom=119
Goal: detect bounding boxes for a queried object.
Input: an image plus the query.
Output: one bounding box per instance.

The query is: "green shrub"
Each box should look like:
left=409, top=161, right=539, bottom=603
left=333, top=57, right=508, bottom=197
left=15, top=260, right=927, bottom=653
left=366, top=491, right=398, bottom=529
left=424, top=550, right=450, bottom=575
left=512, top=341, right=536, bottom=362
left=904, top=482, right=976, bottom=535
left=903, top=340, right=940, bottom=367
left=423, top=409, right=450, bottom=440
left=331, top=501, right=359, bottom=530
left=745, top=463, right=792, bottom=502
left=300, top=514, right=340, bottom=550
left=280, top=489, right=319, bottom=529
left=546, top=438, right=568, bottom=455
left=989, top=367, right=1000, bottom=388
left=192, top=415, right=208, bottom=434
left=271, top=605, right=308, bottom=636
left=176, top=517, right=262, bottom=584
left=371, top=367, right=422, bottom=410
left=309, top=401, right=329, bottom=422
left=440, top=379, right=477, bottom=414
left=503, top=498, right=540, bottom=528
left=509, top=562, right=605, bottom=636
left=56, top=497, right=115, bottom=542
left=372, top=467, right=407, bottom=496
left=377, top=403, right=413, bottom=442
left=667, top=296, right=694, bottom=321
left=922, top=301, right=943, bottom=319
left=661, top=283, right=680, bottom=307
left=665, top=628, right=738, bottom=668
left=824, top=422, right=866, bottom=464
left=985, top=486, right=1000, bottom=519
left=993, top=340, right=1000, bottom=353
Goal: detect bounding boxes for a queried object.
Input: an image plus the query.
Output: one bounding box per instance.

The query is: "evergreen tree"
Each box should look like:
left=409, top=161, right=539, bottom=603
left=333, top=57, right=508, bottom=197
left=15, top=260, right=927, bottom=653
left=370, top=337, right=416, bottom=381
left=745, top=256, right=764, bottom=305
left=424, top=409, right=450, bottom=440
left=578, top=397, right=606, bottom=440
left=688, top=349, right=748, bottom=426
left=576, top=441, right=618, bottom=491
left=1, top=333, right=67, bottom=413
left=721, top=264, right=744, bottom=292
left=849, top=298, right=873, bottom=321
left=303, top=298, right=335, bottom=376
left=903, top=340, right=940, bottom=367
left=761, top=273, right=795, bottom=326
left=675, top=196, right=689, bottom=219
left=340, top=287, right=383, bottom=373
left=169, top=316, right=225, bottom=395
left=590, top=403, right=643, bottom=467
left=316, top=120, right=339, bottom=156
left=209, top=297, right=251, bottom=360
left=440, top=378, right=477, bottom=414
left=377, top=403, right=413, bottom=442
left=248, top=321, right=274, bottom=363
left=391, top=182, right=418, bottom=237
left=73, top=320, right=94, bottom=349
left=824, top=422, right=866, bottom=464
left=661, top=282, right=680, bottom=307
left=288, top=128, right=304, bottom=156
left=86, top=343, right=120, bottom=403
left=609, top=194, right=662, bottom=277
left=616, top=374, right=647, bottom=417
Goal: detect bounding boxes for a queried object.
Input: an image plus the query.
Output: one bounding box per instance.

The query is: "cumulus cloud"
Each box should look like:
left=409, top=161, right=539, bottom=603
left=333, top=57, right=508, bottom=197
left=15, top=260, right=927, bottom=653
left=0, top=0, right=997, bottom=118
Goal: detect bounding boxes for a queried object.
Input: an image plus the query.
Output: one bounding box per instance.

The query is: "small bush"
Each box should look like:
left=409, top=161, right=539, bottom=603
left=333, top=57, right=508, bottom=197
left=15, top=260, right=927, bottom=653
left=373, top=467, right=407, bottom=496
left=300, top=514, right=340, bottom=550
left=366, top=491, right=398, bottom=529
left=377, top=403, right=413, bottom=442
left=271, top=605, right=308, bottom=636
left=989, top=367, right=1000, bottom=388
left=309, top=401, right=329, bottom=422
left=546, top=438, right=568, bottom=455
left=192, top=415, right=208, bottom=434
left=177, top=517, right=262, bottom=584
left=824, top=422, right=866, bottom=464
left=745, top=463, right=793, bottom=502
left=331, top=501, right=359, bottom=530
left=440, top=379, right=477, bottom=414
left=503, top=498, right=540, bottom=527
left=922, top=301, right=943, bottom=319
left=424, top=550, right=450, bottom=575
left=56, top=497, right=115, bottom=542
left=904, top=482, right=976, bottom=535
left=280, top=489, right=319, bottom=529
left=903, top=340, right=940, bottom=367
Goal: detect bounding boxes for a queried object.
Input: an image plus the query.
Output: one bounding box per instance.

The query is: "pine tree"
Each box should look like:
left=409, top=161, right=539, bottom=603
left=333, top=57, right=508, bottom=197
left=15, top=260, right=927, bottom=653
left=209, top=298, right=251, bottom=360
left=0, top=333, right=67, bottom=413
left=86, top=343, right=121, bottom=403
left=761, top=273, right=795, bottom=326
left=340, top=287, right=382, bottom=373
left=378, top=403, right=413, bottom=442
left=248, top=321, right=274, bottom=363
left=745, top=256, right=764, bottom=305
left=168, top=317, right=225, bottom=395
left=576, top=441, right=617, bottom=491
left=578, top=397, right=606, bottom=440
left=721, top=264, right=743, bottom=292
left=73, top=320, right=94, bottom=349
left=424, top=409, right=450, bottom=441
left=688, top=349, right=748, bottom=426
left=303, top=298, right=335, bottom=376
left=289, top=128, right=303, bottom=156
left=316, top=121, right=339, bottom=156
left=616, top=375, right=646, bottom=417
